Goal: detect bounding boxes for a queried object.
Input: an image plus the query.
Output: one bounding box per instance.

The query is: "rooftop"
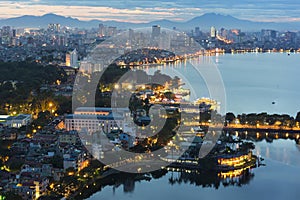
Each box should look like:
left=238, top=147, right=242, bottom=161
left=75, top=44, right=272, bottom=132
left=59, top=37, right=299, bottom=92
left=74, top=107, right=130, bottom=113
left=65, top=113, right=124, bottom=120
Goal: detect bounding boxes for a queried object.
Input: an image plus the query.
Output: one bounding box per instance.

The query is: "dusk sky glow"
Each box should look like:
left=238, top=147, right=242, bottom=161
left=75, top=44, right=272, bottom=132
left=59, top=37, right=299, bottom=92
left=1, top=0, right=300, bottom=23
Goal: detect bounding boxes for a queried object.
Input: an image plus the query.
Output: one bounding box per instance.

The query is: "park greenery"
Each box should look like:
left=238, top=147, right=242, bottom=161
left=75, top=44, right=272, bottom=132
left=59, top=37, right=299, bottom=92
left=0, top=61, right=69, bottom=116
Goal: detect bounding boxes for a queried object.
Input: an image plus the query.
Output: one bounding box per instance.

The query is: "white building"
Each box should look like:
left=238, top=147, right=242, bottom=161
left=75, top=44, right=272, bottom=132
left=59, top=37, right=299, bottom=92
left=65, top=113, right=125, bottom=133
left=0, top=115, right=10, bottom=125
left=210, top=26, right=217, bottom=38
left=92, top=143, right=104, bottom=160
left=65, top=107, right=132, bottom=134
left=74, top=107, right=130, bottom=117
left=79, top=58, right=104, bottom=74
left=6, top=114, right=32, bottom=128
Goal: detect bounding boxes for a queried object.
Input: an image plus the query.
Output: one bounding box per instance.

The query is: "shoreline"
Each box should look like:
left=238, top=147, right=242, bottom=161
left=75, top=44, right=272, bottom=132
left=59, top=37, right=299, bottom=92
left=114, top=50, right=300, bottom=68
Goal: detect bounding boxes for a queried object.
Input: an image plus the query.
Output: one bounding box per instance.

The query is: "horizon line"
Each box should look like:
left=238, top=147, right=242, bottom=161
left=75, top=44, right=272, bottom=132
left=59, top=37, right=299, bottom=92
left=0, top=12, right=278, bottom=24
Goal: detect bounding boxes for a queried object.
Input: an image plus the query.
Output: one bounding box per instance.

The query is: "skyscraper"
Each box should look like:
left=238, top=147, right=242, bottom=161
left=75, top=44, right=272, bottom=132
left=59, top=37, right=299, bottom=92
left=66, top=49, right=79, bottom=68
left=195, top=27, right=201, bottom=37
left=48, top=23, right=60, bottom=33
left=99, top=24, right=105, bottom=37
left=152, top=25, right=161, bottom=38
left=210, top=26, right=217, bottom=38
left=107, top=26, right=117, bottom=37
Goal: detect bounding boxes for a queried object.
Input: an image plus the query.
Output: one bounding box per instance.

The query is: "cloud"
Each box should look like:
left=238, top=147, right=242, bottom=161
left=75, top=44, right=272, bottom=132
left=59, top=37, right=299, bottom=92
left=0, top=0, right=300, bottom=22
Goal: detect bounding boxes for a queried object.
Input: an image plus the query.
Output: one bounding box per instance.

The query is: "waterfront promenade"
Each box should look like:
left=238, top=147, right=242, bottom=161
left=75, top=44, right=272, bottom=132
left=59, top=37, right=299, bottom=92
left=183, top=122, right=300, bottom=133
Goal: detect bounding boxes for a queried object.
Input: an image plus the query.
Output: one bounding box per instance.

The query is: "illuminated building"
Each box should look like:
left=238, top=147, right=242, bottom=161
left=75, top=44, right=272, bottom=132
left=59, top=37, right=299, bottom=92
left=63, top=152, right=89, bottom=172
left=195, top=98, right=220, bottom=113
left=99, top=23, right=105, bottom=37
left=74, top=107, right=130, bottom=117
left=6, top=114, right=32, bottom=128
left=210, top=26, right=217, bottom=38
left=65, top=113, right=124, bottom=133
left=65, top=107, right=132, bottom=133
left=217, top=151, right=253, bottom=168
left=65, top=49, right=78, bottom=68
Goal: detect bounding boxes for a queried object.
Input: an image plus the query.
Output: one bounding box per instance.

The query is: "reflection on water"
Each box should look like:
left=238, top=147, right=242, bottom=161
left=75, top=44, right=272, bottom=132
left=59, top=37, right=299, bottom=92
left=86, top=167, right=255, bottom=200
left=87, top=133, right=300, bottom=200
left=232, top=131, right=300, bottom=167
left=167, top=167, right=254, bottom=189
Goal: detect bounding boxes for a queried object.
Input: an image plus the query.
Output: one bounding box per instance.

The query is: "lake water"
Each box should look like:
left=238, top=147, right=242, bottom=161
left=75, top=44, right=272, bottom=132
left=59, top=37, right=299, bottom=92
left=147, top=52, right=300, bottom=116
left=215, top=53, right=300, bottom=116
left=87, top=53, right=300, bottom=200
left=88, top=139, right=300, bottom=200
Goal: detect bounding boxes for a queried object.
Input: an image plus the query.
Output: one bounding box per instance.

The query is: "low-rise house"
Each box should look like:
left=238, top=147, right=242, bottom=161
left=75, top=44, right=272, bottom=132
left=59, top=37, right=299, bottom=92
left=119, top=132, right=135, bottom=149
left=59, top=130, right=79, bottom=145
left=32, top=134, right=58, bottom=148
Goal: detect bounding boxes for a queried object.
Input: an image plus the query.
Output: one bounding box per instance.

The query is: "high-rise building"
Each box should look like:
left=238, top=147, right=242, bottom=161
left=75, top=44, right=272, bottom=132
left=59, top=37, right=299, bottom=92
left=284, top=31, right=297, bottom=43
left=195, top=27, right=201, bottom=37
left=210, top=26, right=217, bottom=38
left=12, top=29, right=16, bottom=37
left=58, top=35, right=66, bottom=46
left=99, top=23, right=105, bottom=37
left=1, top=26, right=11, bottom=45
left=152, top=25, right=161, bottom=38
left=48, top=23, right=60, bottom=32
left=261, top=29, right=277, bottom=42
left=1, top=26, right=11, bottom=37
left=66, top=49, right=78, bottom=68
left=159, top=31, right=170, bottom=49
left=107, top=26, right=117, bottom=37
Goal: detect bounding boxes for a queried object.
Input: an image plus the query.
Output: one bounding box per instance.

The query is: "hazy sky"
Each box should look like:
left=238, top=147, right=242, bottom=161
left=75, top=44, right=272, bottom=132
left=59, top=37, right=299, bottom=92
left=1, top=0, right=300, bottom=23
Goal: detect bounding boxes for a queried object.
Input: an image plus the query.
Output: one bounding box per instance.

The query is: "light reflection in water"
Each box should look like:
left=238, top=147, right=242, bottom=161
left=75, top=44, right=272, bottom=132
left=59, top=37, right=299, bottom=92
left=238, top=131, right=300, bottom=167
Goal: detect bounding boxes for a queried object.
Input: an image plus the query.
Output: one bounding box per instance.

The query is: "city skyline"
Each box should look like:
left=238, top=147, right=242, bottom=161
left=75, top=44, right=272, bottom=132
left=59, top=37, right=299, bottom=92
left=1, top=2, right=300, bottom=199
left=1, top=0, right=300, bottom=23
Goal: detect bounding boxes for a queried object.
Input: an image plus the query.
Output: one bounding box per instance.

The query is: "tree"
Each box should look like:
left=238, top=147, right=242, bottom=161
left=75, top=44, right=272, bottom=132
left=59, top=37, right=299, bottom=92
left=0, top=192, right=23, bottom=200
left=47, top=155, right=63, bottom=169
left=164, top=92, right=175, bottom=100
left=237, top=114, right=247, bottom=125
left=225, top=112, right=236, bottom=124
left=7, top=157, right=25, bottom=171
left=200, top=111, right=211, bottom=123
left=171, top=76, right=181, bottom=88
left=32, top=110, right=53, bottom=128
left=296, top=112, right=300, bottom=122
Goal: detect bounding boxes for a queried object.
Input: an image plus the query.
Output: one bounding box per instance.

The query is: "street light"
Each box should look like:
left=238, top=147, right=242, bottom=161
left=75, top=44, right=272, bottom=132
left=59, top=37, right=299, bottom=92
left=114, top=84, right=120, bottom=90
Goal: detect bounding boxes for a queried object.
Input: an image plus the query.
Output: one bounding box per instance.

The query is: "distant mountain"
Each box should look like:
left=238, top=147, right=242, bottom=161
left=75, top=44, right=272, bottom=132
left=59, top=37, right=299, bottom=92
left=0, top=13, right=81, bottom=28
left=0, top=13, right=144, bottom=29
left=169, top=13, right=300, bottom=31
left=0, top=13, right=299, bottom=31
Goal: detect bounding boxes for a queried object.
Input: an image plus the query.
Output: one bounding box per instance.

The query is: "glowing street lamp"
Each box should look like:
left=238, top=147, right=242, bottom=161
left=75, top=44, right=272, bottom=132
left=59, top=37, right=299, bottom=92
left=114, top=84, right=120, bottom=90
left=127, top=84, right=133, bottom=90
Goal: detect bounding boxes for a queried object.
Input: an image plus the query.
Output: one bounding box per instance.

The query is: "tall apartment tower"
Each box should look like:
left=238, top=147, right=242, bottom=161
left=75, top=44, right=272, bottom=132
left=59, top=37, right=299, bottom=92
left=152, top=25, right=161, bottom=38
left=66, top=49, right=78, bottom=68
left=48, top=23, right=60, bottom=32
left=210, top=26, right=217, bottom=38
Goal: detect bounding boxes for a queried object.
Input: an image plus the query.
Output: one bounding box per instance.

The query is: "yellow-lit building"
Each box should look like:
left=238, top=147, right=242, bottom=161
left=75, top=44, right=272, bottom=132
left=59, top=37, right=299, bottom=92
left=217, top=151, right=253, bottom=168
